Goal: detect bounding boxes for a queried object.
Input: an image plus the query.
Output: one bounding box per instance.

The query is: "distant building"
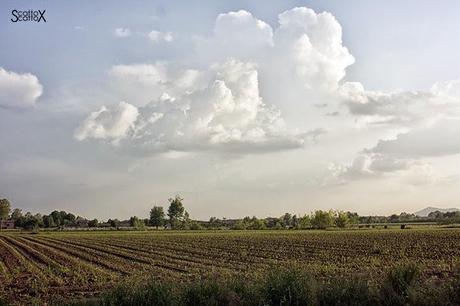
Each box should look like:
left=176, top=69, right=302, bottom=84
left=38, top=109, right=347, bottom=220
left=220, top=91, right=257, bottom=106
left=0, top=219, right=15, bottom=229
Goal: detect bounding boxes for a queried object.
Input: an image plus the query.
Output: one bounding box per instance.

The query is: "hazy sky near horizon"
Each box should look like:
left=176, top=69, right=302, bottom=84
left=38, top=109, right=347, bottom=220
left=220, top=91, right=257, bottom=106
left=1, top=0, right=460, bottom=220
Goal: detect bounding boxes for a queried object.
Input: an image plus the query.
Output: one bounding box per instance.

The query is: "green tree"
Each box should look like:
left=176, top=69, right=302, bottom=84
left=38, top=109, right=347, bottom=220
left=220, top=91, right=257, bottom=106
left=249, top=217, right=266, bottom=230
left=150, top=206, right=165, bottom=229
left=65, top=213, right=76, bottom=226
left=130, top=216, right=145, bottom=230
left=311, top=210, right=334, bottom=229
left=208, top=217, right=222, bottom=229
left=190, top=221, right=203, bottom=230
left=232, top=220, right=246, bottom=230
left=298, top=214, right=311, bottom=229
left=108, top=219, right=120, bottom=228
left=10, top=208, right=23, bottom=227
left=43, top=215, right=56, bottom=228
left=281, top=213, right=292, bottom=228
left=51, top=211, right=62, bottom=226
left=167, top=196, right=185, bottom=229
left=0, top=199, right=11, bottom=220
left=347, top=212, right=360, bottom=225
left=23, top=217, right=40, bottom=231
left=335, top=211, right=350, bottom=228
left=292, top=214, right=299, bottom=229
left=88, top=219, right=98, bottom=228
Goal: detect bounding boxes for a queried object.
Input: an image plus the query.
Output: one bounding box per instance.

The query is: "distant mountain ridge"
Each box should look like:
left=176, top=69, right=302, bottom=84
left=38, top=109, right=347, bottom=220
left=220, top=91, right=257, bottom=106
left=414, top=206, right=459, bottom=217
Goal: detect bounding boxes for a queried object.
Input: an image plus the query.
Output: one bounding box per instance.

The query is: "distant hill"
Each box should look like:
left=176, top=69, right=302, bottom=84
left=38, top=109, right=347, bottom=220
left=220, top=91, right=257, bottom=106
left=414, top=207, right=459, bottom=217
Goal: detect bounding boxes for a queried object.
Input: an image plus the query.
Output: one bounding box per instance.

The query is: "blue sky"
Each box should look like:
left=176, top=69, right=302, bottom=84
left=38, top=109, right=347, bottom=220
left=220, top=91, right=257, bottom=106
left=1, top=1, right=460, bottom=219
left=2, top=0, right=460, bottom=90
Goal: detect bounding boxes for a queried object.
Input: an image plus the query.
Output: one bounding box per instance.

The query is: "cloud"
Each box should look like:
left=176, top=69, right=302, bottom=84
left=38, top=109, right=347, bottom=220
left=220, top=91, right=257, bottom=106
left=212, top=10, right=273, bottom=55
left=77, top=59, right=306, bottom=154
left=273, top=7, right=355, bottom=91
left=340, top=78, right=460, bottom=127
left=148, top=30, right=174, bottom=43
left=74, top=101, right=139, bottom=144
left=330, top=117, right=460, bottom=185
left=329, top=154, right=418, bottom=184
left=114, top=27, right=132, bottom=38
left=368, top=119, right=460, bottom=158
left=76, top=6, right=460, bottom=162
left=0, top=67, right=43, bottom=109
left=108, top=63, right=207, bottom=106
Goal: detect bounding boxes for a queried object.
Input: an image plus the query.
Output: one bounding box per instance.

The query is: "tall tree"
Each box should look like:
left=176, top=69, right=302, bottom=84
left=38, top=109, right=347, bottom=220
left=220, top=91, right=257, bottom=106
left=281, top=213, right=292, bottom=228
left=129, top=216, right=145, bottom=230
left=311, top=210, right=334, bottom=229
left=43, top=215, right=56, bottom=228
left=335, top=211, right=350, bottom=228
left=0, top=199, right=11, bottom=220
left=167, top=196, right=185, bottom=228
left=150, top=206, right=165, bottom=229
left=11, top=208, right=22, bottom=220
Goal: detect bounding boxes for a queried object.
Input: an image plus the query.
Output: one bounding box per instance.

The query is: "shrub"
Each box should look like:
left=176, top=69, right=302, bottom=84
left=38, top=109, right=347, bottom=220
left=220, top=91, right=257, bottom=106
left=380, top=264, right=419, bottom=306
left=319, top=276, right=375, bottom=306
left=449, top=268, right=460, bottom=305
left=182, top=277, right=238, bottom=306
left=98, top=279, right=179, bottom=306
left=190, top=222, right=203, bottom=230
left=74, top=264, right=460, bottom=306
left=262, top=266, right=317, bottom=305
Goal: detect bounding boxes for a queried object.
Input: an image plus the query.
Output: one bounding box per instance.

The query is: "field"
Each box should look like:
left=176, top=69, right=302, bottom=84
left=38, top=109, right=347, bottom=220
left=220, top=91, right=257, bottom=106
left=1, top=228, right=460, bottom=304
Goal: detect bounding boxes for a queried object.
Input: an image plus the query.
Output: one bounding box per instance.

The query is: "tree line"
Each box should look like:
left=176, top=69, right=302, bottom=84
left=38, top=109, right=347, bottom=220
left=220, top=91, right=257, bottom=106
left=1, top=197, right=459, bottom=231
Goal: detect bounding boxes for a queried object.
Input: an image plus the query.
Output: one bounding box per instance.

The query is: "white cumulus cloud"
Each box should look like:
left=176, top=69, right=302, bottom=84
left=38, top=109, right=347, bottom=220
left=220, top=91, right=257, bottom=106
left=0, top=67, right=43, bottom=109
left=77, top=59, right=306, bottom=154
left=74, top=101, right=139, bottom=144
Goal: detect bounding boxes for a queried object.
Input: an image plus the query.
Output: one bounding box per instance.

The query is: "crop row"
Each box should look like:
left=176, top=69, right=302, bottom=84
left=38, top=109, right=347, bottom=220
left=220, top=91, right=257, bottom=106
left=1, top=229, right=460, bottom=304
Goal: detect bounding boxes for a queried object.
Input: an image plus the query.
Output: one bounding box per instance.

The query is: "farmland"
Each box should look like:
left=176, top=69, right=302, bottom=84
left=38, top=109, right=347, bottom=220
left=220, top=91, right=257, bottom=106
left=0, top=228, right=460, bottom=305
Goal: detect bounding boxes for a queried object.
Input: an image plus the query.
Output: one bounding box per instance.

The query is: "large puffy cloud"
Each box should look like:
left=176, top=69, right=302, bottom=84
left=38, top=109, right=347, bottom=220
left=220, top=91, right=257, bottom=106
left=76, top=59, right=306, bottom=153
left=79, top=7, right=359, bottom=153
left=0, top=67, right=43, bottom=108
left=198, top=7, right=354, bottom=98
left=273, top=7, right=354, bottom=91
left=76, top=6, right=460, bottom=163
left=74, top=101, right=139, bottom=144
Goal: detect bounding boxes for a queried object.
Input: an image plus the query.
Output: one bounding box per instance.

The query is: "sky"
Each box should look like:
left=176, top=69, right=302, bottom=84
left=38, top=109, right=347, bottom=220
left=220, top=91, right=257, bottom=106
left=1, top=0, right=460, bottom=220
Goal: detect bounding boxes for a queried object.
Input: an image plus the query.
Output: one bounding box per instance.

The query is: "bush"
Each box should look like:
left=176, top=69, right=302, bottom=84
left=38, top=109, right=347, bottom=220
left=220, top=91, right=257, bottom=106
left=98, top=279, right=179, bottom=306
left=380, top=264, right=419, bottom=306
left=190, top=222, right=203, bottom=230
left=183, top=277, right=238, bottom=306
left=73, top=264, right=460, bottom=306
left=262, top=266, right=317, bottom=305
left=449, top=268, right=460, bottom=305
left=319, top=277, right=375, bottom=306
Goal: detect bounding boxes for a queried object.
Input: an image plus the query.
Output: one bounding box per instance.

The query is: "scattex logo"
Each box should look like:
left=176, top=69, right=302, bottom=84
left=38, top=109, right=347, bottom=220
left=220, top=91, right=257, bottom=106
left=11, top=10, right=46, bottom=23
